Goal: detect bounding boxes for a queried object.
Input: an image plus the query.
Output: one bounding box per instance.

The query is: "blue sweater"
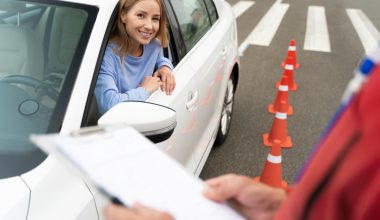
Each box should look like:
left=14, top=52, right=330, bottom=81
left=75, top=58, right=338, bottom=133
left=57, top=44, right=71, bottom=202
left=95, top=40, right=173, bottom=115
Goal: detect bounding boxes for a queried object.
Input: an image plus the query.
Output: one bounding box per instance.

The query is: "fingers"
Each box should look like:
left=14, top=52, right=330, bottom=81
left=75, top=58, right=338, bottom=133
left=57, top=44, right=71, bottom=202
left=162, top=74, right=176, bottom=95
left=154, top=76, right=162, bottom=84
left=141, top=76, right=162, bottom=94
left=104, top=204, right=138, bottom=220
left=155, top=77, right=163, bottom=93
left=156, top=74, right=175, bottom=95
left=133, top=203, right=174, bottom=220
left=203, top=174, right=253, bottom=202
left=104, top=203, right=174, bottom=220
left=154, top=67, right=176, bottom=95
left=152, top=72, right=164, bottom=91
left=160, top=74, right=167, bottom=92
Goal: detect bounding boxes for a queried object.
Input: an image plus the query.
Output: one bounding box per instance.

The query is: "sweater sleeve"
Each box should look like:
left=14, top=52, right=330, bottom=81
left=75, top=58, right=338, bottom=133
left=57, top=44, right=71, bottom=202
left=94, top=49, right=150, bottom=115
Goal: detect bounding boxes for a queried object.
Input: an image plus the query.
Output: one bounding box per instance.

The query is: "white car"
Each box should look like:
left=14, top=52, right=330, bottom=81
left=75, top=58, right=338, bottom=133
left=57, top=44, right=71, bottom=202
left=0, top=0, right=239, bottom=219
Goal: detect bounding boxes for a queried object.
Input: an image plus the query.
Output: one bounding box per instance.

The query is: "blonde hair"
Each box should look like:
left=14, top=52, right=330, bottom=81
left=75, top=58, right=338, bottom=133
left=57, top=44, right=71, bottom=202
left=110, top=0, right=169, bottom=58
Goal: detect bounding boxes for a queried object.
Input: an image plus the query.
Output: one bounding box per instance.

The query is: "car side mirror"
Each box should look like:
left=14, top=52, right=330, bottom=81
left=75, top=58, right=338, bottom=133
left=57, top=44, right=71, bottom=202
left=98, top=102, right=176, bottom=143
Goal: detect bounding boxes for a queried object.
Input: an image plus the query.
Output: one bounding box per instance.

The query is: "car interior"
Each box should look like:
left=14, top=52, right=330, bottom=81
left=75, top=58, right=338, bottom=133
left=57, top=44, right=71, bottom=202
left=0, top=1, right=88, bottom=155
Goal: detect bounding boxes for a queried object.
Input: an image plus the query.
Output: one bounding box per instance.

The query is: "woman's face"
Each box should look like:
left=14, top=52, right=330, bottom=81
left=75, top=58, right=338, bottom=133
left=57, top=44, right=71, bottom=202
left=121, top=0, right=161, bottom=46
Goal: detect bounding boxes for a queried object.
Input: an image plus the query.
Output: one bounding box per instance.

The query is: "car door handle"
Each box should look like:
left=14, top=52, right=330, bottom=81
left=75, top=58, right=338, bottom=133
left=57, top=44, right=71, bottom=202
left=186, top=91, right=198, bottom=111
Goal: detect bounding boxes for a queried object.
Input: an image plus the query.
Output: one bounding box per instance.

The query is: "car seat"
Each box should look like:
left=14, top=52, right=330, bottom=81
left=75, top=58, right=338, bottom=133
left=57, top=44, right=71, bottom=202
left=45, top=7, right=87, bottom=75
left=0, top=2, right=44, bottom=80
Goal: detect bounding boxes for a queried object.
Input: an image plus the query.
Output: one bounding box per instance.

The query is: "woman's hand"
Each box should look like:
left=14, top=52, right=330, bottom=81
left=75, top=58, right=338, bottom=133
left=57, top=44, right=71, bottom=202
left=140, top=76, right=162, bottom=94
left=153, top=66, right=176, bottom=95
left=104, top=203, right=173, bottom=220
left=203, top=174, right=287, bottom=220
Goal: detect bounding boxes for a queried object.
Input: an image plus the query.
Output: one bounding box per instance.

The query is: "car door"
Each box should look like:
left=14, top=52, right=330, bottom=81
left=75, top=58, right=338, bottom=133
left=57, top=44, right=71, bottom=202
left=179, top=0, right=230, bottom=174
left=147, top=4, right=200, bottom=172
left=149, top=0, right=228, bottom=174
left=191, top=0, right=238, bottom=174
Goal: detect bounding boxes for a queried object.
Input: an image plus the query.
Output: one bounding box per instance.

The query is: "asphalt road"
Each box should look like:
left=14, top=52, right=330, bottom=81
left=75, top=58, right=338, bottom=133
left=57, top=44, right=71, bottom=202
left=200, top=0, right=380, bottom=183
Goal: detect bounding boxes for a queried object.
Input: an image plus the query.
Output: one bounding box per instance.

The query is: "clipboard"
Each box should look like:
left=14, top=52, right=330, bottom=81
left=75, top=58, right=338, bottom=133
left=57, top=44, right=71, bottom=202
left=30, top=124, right=245, bottom=220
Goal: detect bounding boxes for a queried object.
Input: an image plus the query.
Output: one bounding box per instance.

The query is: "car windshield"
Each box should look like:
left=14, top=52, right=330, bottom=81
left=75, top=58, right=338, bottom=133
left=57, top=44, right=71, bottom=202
left=0, top=0, right=97, bottom=178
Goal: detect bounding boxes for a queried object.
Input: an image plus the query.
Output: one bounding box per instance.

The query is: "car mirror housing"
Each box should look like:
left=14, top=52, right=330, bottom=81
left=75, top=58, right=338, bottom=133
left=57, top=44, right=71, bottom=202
left=98, top=102, right=176, bottom=143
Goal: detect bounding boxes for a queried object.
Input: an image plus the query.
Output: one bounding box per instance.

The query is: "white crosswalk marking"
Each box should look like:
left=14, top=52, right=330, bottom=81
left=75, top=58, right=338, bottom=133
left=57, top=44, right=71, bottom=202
left=239, top=0, right=289, bottom=55
left=346, top=9, right=380, bottom=54
left=232, top=1, right=255, bottom=18
left=234, top=0, right=379, bottom=55
left=304, top=6, right=331, bottom=52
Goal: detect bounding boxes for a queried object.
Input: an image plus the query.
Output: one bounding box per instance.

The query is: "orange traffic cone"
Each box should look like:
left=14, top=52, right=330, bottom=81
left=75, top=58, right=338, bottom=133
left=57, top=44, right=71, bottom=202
left=269, top=74, right=293, bottom=115
left=263, top=101, right=292, bottom=148
left=276, top=57, right=297, bottom=91
left=281, top=39, right=299, bottom=69
left=254, top=140, right=288, bottom=189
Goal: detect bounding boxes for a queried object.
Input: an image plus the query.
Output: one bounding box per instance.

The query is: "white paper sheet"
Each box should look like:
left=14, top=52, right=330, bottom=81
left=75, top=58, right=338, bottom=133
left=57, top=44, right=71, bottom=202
left=31, top=126, right=245, bottom=220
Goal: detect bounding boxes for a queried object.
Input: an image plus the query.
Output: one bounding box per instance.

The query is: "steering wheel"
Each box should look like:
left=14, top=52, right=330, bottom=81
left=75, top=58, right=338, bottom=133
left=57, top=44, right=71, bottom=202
left=1, top=75, right=59, bottom=100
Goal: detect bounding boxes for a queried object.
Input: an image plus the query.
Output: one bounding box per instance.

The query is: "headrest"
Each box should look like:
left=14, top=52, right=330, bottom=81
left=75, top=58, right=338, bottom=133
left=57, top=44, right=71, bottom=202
left=0, top=1, right=26, bottom=12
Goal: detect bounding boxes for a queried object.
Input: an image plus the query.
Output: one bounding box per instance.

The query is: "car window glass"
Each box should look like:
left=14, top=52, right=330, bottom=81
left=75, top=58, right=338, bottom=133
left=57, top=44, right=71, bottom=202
left=204, top=0, right=218, bottom=24
left=170, top=0, right=211, bottom=51
left=0, top=1, right=96, bottom=179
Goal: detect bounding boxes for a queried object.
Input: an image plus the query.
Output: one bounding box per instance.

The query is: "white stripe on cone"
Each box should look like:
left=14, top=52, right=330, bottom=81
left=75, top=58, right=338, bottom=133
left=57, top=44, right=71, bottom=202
left=288, top=46, right=296, bottom=51
left=275, top=112, right=287, bottom=120
left=278, top=85, right=288, bottom=91
left=285, top=64, right=294, bottom=70
left=267, top=153, right=282, bottom=164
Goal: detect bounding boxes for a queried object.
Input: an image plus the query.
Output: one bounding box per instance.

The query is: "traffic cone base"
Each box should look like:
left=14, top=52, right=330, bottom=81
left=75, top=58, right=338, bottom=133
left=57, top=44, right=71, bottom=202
left=262, top=133, right=292, bottom=148
left=276, top=81, right=297, bottom=91
left=268, top=103, right=293, bottom=115
left=282, top=61, right=299, bottom=69
left=253, top=176, right=288, bottom=189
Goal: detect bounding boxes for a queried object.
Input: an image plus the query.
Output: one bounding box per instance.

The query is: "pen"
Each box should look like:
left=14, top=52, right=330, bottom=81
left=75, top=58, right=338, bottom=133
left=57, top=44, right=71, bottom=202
left=98, top=187, right=126, bottom=206
left=341, top=42, right=380, bottom=104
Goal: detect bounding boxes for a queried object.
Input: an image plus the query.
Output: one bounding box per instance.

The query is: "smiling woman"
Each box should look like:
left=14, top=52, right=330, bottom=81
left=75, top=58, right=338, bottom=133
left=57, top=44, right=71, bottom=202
left=94, top=0, right=176, bottom=115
